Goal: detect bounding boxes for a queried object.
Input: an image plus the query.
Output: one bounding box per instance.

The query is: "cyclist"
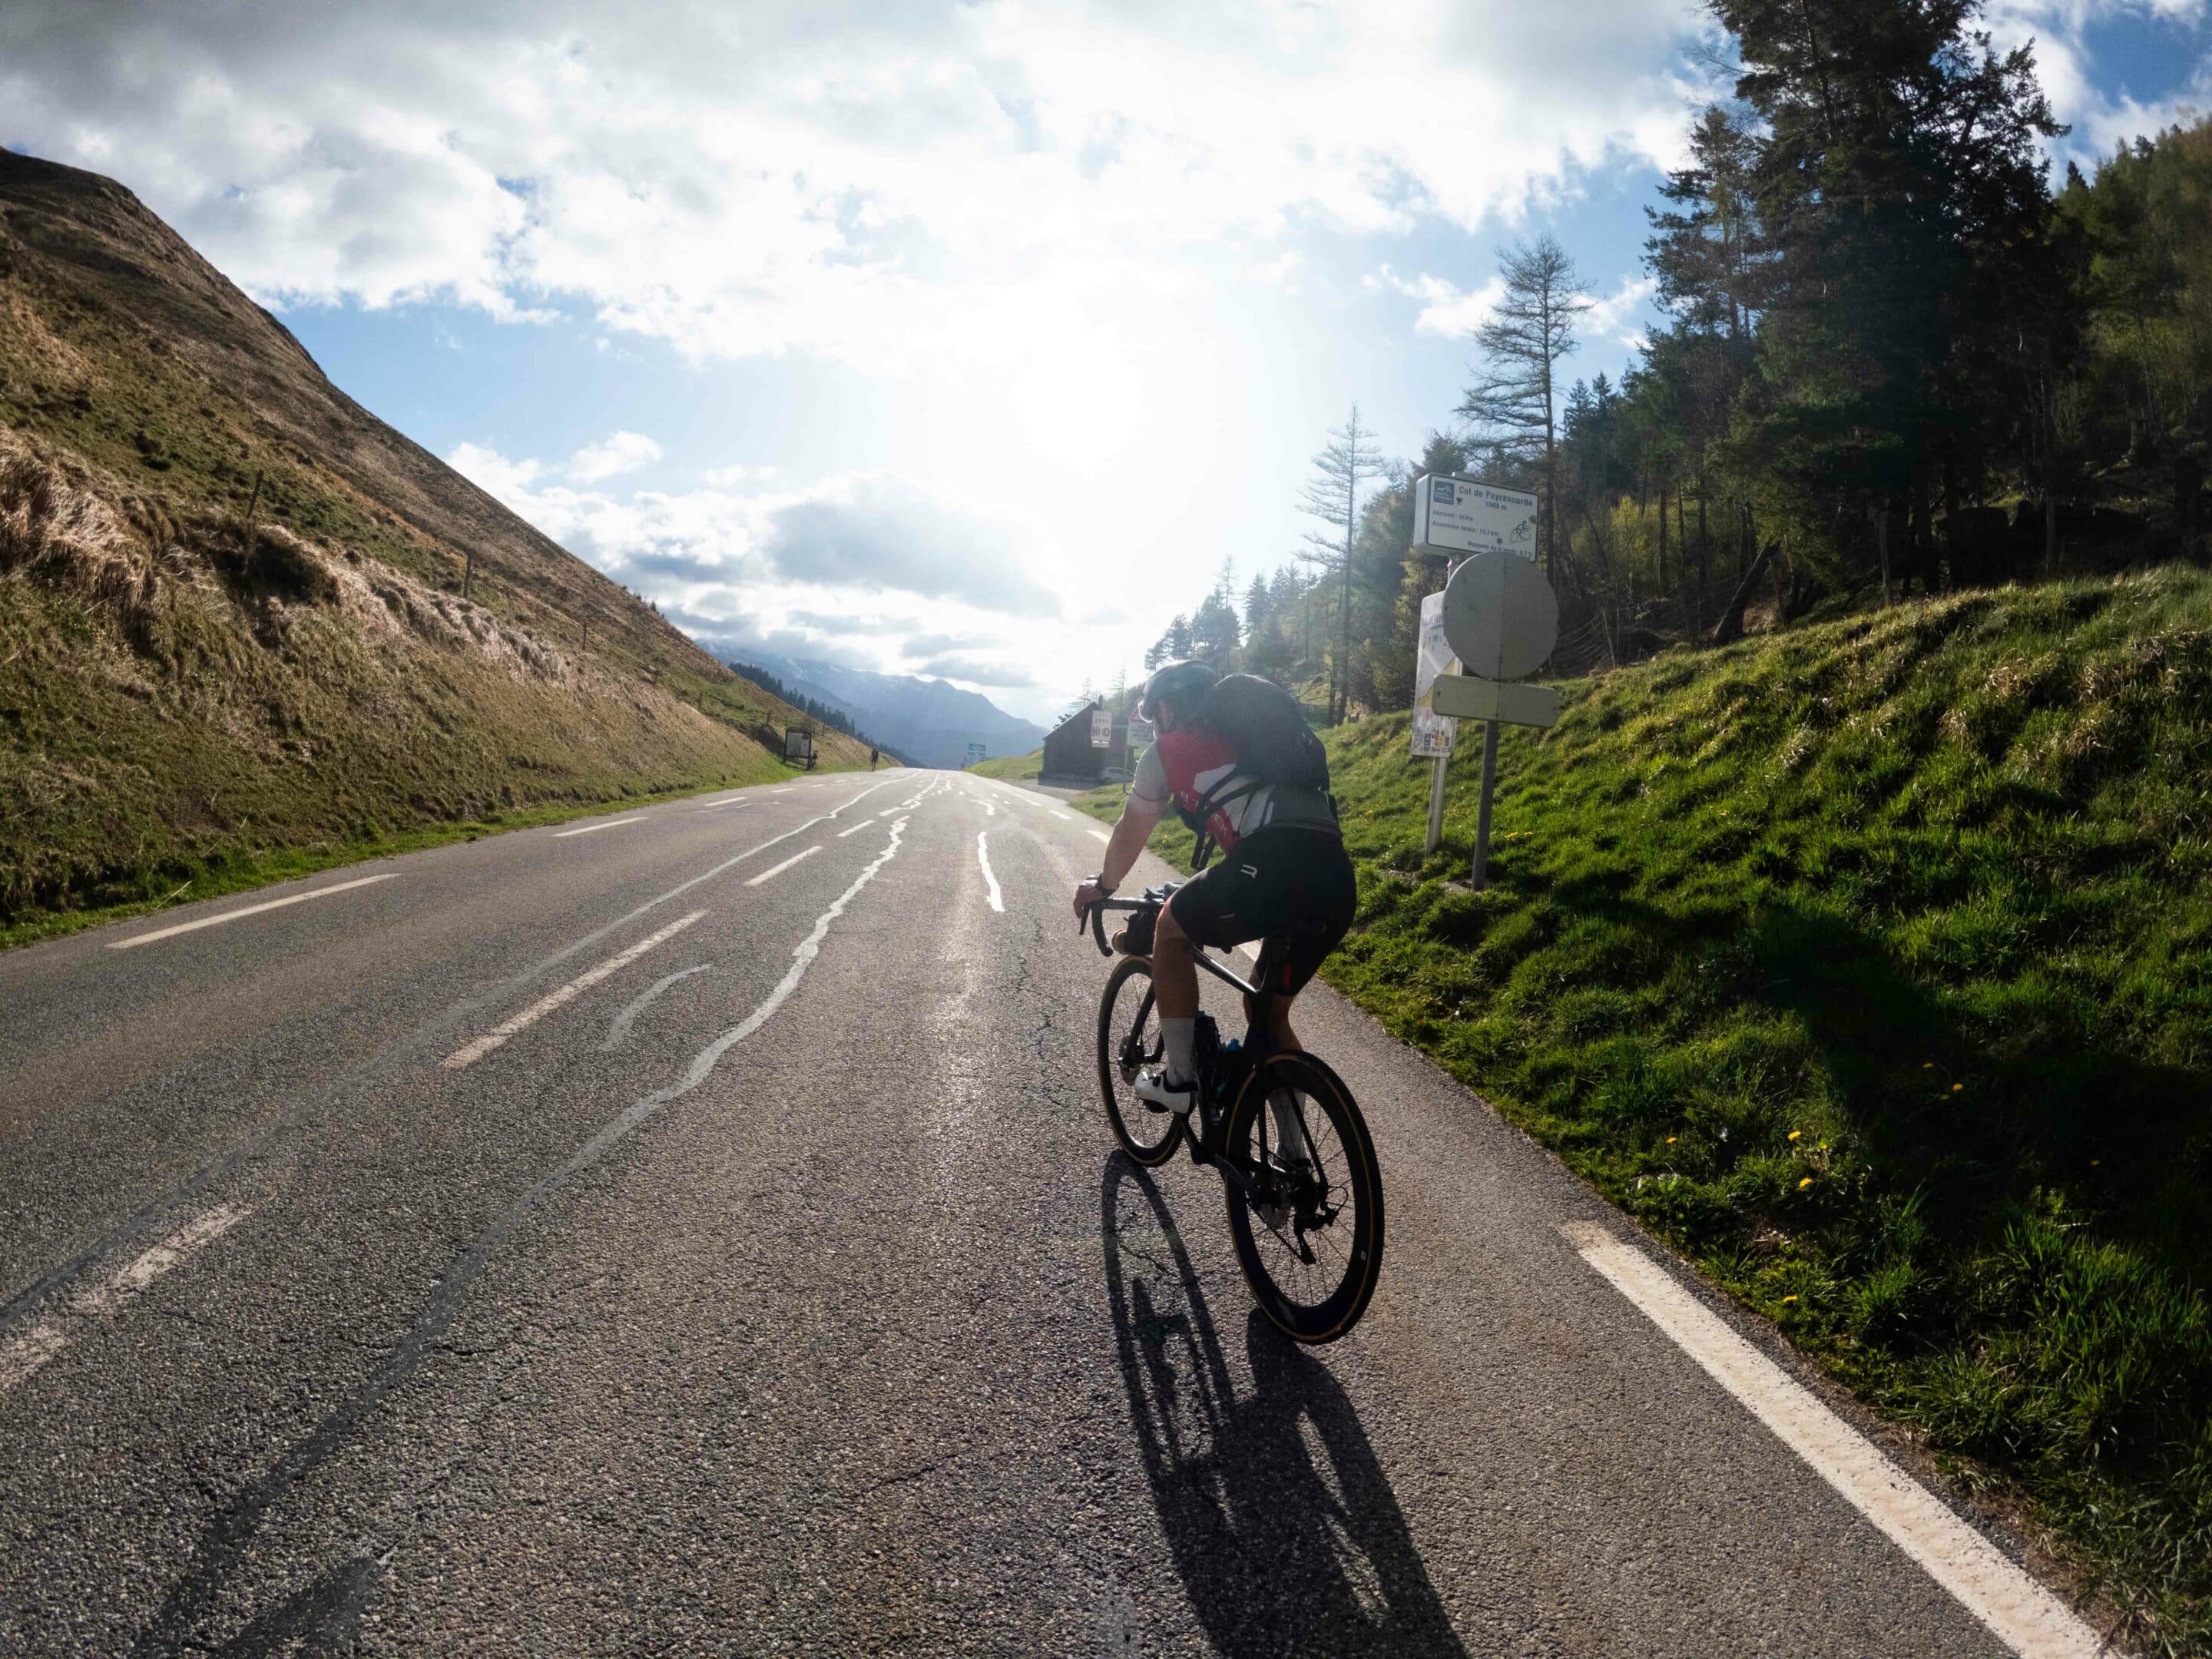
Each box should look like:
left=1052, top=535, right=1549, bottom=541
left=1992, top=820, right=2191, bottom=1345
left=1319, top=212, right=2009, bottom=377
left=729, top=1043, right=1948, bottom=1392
left=1072, top=660, right=1356, bottom=1118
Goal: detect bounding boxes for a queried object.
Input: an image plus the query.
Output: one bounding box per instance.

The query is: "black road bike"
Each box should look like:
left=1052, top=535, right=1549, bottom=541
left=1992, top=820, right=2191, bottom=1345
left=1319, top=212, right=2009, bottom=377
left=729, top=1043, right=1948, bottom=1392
left=1080, top=885, right=1384, bottom=1343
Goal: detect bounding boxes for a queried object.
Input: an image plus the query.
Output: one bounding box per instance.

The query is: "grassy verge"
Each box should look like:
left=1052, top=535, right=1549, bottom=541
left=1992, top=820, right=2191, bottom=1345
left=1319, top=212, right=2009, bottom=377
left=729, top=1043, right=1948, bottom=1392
left=0, top=766, right=840, bottom=953
left=1077, top=570, right=2212, bottom=1653
left=968, top=750, right=1044, bottom=781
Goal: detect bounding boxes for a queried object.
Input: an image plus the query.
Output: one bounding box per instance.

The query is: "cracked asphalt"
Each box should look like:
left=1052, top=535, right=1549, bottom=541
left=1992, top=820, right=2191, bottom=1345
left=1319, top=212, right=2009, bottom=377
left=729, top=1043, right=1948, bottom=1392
left=0, top=770, right=2055, bottom=1655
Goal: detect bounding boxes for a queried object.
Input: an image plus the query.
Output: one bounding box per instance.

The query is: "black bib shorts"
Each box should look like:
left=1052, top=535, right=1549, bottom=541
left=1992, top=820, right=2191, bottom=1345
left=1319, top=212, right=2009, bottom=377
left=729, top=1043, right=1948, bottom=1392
left=1164, top=825, right=1357, bottom=997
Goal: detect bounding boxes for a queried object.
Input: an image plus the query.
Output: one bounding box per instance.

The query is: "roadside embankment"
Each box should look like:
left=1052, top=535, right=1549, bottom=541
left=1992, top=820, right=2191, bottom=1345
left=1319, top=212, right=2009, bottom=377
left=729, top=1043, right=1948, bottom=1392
left=1075, top=569, right=2212, bottom=1651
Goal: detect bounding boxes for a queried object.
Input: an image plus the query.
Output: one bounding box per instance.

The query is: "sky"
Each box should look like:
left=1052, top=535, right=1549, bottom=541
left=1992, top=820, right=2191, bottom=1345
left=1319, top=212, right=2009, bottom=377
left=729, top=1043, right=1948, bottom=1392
left=5, top=1, right=2207, bottom=724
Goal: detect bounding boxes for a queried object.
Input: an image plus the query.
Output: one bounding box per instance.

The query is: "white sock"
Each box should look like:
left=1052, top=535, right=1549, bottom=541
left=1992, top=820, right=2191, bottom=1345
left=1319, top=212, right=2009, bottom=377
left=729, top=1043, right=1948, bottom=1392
left=1160, top=1018, right=1195, bottom=1085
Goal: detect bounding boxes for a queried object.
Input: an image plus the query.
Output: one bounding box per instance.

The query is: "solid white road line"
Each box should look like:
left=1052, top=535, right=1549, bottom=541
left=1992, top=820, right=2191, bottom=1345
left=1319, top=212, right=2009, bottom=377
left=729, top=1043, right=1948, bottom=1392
left=836, top=820, right=874, bottom=838
left=1089, top=829, right=1111, bottom=844
left=1, top=1202, right=253, bottom=1395
left=745, top=846, right=822, bottom=887
left=1559, top=1222, right=2115, bottom=1659
left=976, top=833, right=1004, bottom=912
left=108, top=874, right=396, bottom=951
left=551, top=816, right=647, bottom=839
left=443, top=911, right=707, bottom=1070
left=696, top=799, right=752, bottom=811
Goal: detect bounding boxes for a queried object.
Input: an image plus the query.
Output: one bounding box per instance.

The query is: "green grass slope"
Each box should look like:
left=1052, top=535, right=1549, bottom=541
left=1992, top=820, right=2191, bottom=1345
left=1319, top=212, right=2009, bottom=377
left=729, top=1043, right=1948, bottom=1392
left=1078, top=570, right=2212, bottom=1650
left=0, top=150, right=872, bottom=942
left=967, top=749, right=1042, bottom=780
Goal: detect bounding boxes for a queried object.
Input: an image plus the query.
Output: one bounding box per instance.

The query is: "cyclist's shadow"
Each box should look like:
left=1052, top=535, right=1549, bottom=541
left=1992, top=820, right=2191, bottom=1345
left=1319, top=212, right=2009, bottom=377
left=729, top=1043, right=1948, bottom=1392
left=1100, top=1154, right=1467, bottom=1657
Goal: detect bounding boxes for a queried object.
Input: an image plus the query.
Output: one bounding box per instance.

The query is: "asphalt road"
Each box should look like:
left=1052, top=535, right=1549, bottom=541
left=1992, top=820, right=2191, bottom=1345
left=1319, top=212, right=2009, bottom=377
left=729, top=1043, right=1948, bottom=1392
left=0, top=770, right=2092, bottom=1656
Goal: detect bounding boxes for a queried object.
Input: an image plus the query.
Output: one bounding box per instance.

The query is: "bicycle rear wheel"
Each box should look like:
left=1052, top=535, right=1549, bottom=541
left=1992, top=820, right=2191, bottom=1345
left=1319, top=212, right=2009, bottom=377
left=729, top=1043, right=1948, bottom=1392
left=1221, top=1050, right=1383, bottom=1343
left=1096, top=955, right=1182, bottom=1165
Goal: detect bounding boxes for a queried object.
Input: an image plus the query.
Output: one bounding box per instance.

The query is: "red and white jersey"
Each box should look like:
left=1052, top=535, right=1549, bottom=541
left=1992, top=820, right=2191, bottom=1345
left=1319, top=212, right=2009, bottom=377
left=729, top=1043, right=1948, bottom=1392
left=1128, top=726, right=1334, bottom=853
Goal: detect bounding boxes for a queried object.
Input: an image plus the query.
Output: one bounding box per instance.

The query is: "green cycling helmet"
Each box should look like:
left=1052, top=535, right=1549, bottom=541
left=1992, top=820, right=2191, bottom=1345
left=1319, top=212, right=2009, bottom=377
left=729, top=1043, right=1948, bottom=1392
left=1138, top=660, right=1219, bottom=731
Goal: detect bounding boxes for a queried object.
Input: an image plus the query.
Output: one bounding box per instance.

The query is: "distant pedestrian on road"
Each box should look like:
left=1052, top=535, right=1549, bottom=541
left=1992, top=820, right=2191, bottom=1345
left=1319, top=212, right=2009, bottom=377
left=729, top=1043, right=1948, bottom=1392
left=869, top=747, right=879, bottom=769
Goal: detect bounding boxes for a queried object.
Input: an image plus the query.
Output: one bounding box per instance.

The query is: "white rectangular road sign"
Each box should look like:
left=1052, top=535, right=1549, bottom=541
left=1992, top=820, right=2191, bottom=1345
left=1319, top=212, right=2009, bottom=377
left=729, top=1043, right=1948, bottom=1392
left=1413, top=474, right=1538, bottom=558
left=1428, top=671, right=1561, bottom=729
left=1089, top=707, right=1113, bottom=748
left=1411, top=589, right=1457, bottom=759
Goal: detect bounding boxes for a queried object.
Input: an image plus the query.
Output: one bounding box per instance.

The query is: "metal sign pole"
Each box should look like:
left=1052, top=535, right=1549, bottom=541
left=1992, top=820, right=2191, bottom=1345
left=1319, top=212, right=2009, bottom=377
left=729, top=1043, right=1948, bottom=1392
left=1424, top=754, right=1448, bottom=853
left=1470, top=718, right=1501, bottom=889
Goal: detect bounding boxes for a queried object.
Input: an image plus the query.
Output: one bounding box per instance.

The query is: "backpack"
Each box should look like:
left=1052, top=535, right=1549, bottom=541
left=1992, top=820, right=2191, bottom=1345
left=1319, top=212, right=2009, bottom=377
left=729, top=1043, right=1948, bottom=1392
left=1202, top=674, right=1330, bottom=791
left=1174, top=675, right=1332, bottom=846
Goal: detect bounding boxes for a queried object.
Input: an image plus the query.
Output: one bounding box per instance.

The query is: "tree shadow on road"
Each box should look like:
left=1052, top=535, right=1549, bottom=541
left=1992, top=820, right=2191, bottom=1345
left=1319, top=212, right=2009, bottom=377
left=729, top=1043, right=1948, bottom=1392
left=1099, top=1154, right=1465, bottom=1657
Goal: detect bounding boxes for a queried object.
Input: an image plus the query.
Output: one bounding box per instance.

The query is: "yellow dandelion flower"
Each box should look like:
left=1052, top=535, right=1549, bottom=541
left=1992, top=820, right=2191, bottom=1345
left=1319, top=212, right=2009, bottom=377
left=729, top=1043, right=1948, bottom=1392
left=1666, top=1136, right=1678, bottom=1144
left=1788, top=1130, right=1802, bottom=1141
left=1798, top=1177, right=1814, bottom=1189
left=1922, top=1061, right=1934, bottom=1069
left=1781, top=1295, right=1799, bottom=1304
left=1952, top=1083, right=1964, bottom=1092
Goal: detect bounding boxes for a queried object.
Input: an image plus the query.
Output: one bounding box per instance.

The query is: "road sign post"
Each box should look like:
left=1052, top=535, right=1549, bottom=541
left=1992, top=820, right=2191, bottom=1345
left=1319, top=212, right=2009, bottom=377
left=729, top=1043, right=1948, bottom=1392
left=1412, top=588, right=1458, bottom=853
left=1422, top=548, right=1562, bottom=889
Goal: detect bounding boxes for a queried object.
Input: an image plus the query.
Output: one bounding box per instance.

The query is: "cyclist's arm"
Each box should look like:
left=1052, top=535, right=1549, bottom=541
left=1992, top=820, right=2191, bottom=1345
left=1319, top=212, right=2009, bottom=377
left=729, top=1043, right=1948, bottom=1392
left=1098, top=794, right=1161, bottom=892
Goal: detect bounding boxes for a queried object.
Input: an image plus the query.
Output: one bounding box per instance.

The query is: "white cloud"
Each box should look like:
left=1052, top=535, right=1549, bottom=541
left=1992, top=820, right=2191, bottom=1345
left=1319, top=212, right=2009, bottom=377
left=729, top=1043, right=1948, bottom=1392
left=1585, top=273, right=1660, bottom=349
left=567, top=430, right=661, bottom=482
left=1371, top=267, right=1508, bottom=337
left=0, top=0, right=1706, bottom=369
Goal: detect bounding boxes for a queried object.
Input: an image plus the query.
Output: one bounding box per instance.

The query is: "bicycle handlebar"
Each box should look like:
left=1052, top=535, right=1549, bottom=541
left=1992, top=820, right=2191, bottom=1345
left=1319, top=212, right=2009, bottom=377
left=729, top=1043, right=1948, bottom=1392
left=1077, top=894, right=1147, bottom=957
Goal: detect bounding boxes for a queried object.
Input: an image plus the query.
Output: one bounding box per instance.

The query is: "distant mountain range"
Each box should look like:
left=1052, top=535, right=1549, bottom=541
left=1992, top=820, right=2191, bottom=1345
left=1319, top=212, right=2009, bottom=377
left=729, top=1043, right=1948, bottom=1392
left=720, top=652, right=1046, bottom=770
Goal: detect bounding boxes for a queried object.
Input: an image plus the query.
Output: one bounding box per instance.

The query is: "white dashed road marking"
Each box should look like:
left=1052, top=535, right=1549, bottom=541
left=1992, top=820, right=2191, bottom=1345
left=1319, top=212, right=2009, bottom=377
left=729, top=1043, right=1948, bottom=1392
left=443, top=911, right=707, bottom=1069
left=0, top=1203, right=253, bottom=1396
left=745, top=846, right=822, bottom=887
left=1088, top=830, right=1111, bottom=844
left=836, top=820, right=874, bottom=838
left=108, top=874, right=396, bottom=951
left=977, top=833, right=1004, bottom=912
left=1560, top=1221, right=2115, bottom=1659
left=551, top=816, right=647, bottom=839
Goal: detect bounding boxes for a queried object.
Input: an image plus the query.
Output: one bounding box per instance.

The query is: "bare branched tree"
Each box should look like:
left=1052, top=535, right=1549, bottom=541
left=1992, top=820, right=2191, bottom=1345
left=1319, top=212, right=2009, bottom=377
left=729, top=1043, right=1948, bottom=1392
left=1299, top=406, right=1388, bottom=724
left=1458, top=235, right=1591, bottom=575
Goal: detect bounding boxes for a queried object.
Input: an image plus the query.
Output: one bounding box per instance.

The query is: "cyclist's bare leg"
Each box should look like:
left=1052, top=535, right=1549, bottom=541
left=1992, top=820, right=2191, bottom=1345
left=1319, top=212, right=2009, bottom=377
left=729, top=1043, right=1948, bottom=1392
left=1242, top=989, right=1300, bottom=1054
left=1151, top=900, right=1200, bottom=1020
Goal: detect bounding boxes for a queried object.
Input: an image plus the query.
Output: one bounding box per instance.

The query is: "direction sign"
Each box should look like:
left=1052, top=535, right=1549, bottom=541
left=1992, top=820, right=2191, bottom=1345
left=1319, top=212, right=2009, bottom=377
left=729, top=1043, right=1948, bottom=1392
left=1412, top=473, right=1538, bottom=558
left=1441, top=549, right=1558, bottom=681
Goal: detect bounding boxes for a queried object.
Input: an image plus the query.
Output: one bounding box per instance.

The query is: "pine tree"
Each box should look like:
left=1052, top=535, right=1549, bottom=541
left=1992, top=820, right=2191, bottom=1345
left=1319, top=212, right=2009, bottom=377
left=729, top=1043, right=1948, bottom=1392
left=1459, top=235, right=1590, bottom=577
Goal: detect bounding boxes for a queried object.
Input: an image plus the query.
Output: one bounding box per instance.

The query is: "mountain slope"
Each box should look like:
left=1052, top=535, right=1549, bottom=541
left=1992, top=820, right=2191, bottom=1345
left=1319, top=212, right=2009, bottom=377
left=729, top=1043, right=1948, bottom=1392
left=725, top=651, right=1045, bottom=770
left=0, top=148, right=868, bottom=936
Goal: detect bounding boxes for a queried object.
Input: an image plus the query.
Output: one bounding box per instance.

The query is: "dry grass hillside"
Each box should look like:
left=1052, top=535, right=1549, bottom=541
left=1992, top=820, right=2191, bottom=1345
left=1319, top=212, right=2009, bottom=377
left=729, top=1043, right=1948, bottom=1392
left=0, top=148, right=869, bottom=939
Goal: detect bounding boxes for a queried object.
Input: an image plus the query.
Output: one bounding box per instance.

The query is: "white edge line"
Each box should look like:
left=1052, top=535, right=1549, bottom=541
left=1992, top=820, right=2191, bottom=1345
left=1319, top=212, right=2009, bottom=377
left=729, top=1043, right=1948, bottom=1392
left=443, top=911, right=707, bottom=1069
left=551, top=815, right=647, bottom=839
left=744, top=845, right=823, bottom=887
left=107, top=874, right=396, bottom=950
left=976, top=832, right=1005, bottom=912
left=1558, top=1222, right=2118, bottom=1659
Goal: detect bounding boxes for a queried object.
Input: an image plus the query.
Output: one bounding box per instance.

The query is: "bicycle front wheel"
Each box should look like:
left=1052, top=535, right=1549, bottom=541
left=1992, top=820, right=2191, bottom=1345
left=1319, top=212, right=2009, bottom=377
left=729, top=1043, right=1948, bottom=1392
left=1222, top=1050, right=1383, bottom=1343
left=1095, top=955, right=1181, bottom=1165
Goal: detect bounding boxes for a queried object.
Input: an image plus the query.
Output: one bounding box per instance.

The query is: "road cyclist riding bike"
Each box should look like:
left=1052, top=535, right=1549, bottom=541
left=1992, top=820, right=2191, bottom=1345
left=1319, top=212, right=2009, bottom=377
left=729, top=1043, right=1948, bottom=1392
left=1073, top=660, right=1383, bottom=1342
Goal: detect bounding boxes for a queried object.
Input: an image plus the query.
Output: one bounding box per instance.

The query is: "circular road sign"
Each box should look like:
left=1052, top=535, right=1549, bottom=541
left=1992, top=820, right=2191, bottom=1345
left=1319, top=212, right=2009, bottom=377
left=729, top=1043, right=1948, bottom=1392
left=1441, top=549, right=1559, bottom=681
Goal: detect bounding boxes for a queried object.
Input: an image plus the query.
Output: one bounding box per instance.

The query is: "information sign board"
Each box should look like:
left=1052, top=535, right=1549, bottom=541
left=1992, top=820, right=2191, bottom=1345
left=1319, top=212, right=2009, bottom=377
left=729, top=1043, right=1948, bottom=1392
left=1090, top=707, right=1113, bottom=749
left=965, top=742, right=987, bottom=766
left=1411, top=590, right=1456, bottom=759
left=1412, top=474, right=1538, bottom=558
